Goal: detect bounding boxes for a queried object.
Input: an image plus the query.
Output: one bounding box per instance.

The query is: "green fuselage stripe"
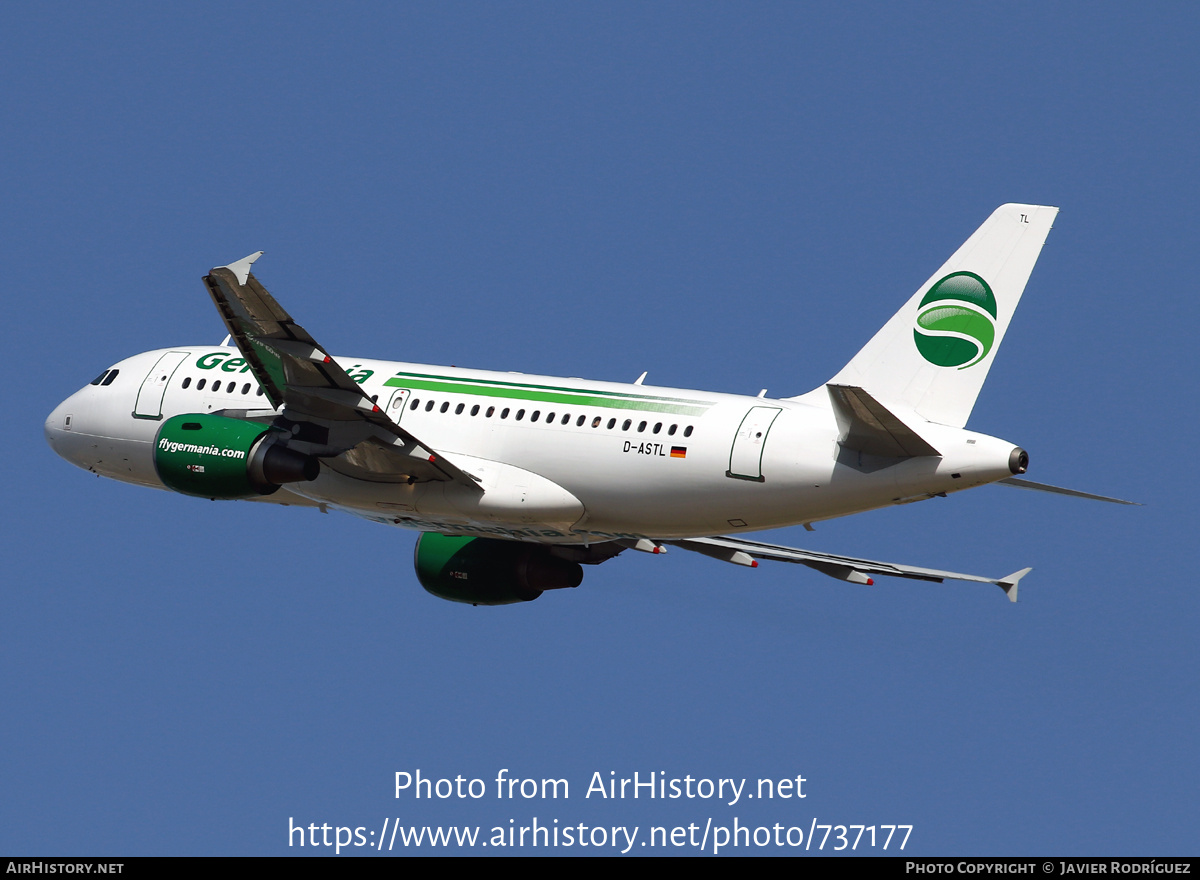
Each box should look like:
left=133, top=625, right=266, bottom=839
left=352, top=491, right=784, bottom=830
left=383, top=373, right=712, bottom=416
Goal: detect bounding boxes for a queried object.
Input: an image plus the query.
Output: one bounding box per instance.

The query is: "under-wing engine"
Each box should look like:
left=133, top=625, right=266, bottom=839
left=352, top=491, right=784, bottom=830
left=154, top=414, right=319, bottom=498
left=414, top=533, right=584, bottom=605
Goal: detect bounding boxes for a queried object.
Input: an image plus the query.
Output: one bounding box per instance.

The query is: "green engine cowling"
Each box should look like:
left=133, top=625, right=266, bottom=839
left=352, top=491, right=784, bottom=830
left=154, top=413, right=319, bottom=499
left=414, top=533, right=584, bottom=605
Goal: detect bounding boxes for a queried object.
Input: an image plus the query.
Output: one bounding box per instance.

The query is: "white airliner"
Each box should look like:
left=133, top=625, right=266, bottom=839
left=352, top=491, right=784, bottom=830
left=45, top=204, right=1130, bottom=604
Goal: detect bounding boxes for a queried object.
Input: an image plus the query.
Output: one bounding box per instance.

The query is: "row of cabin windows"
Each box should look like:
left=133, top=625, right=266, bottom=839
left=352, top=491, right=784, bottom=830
left=180, top=376, right=265, bottom=396
left=171, top=379, right=696, bottom=437
left=406, top=397, right=694, bottom=437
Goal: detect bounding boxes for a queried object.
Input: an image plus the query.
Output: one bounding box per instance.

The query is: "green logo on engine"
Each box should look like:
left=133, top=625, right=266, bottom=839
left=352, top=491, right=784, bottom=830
left=913, top=272, right=997, bottom=369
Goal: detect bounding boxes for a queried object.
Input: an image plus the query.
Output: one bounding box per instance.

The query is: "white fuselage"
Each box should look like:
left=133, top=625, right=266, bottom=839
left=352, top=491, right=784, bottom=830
left=45, top=346, right=1021, bottom=543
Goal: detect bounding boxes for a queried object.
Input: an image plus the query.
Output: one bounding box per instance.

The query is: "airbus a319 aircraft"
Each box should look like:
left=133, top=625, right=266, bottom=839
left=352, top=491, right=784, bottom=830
left=46, top=204, right=1129, bottom=605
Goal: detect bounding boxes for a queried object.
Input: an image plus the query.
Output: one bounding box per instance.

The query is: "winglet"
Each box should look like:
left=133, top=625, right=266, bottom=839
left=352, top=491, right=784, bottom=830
left=998, top=567, right=1032, bottom=603
left=221, top=251, right=264, bottom=286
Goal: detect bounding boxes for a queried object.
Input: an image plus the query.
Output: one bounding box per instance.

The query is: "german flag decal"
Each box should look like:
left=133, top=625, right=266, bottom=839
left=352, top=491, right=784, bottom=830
left=670, top=446, right=687, bottom=459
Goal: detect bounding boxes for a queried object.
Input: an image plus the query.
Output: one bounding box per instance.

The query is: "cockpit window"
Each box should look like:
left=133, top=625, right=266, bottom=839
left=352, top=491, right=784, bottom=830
left=101, top=370, right=119, bottom=386
left=90, top=371, right=108, bottom=385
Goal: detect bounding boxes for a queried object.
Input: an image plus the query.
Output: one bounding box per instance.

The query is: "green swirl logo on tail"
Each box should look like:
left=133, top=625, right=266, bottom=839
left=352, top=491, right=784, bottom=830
left=913, top=271, right=997, bottom=369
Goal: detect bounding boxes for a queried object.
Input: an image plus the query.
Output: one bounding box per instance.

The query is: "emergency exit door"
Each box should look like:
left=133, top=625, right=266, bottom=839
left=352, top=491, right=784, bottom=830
left=726, top=406, right=782, bottom=482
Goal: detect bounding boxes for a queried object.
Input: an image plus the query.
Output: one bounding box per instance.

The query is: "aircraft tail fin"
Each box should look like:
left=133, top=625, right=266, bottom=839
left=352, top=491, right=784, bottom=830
left=796, top=204, right=1058, bottom=428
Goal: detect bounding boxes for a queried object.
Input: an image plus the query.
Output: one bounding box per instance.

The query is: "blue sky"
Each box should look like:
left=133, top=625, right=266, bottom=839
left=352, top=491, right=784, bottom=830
left=3, top=2, right=1196, bottom=855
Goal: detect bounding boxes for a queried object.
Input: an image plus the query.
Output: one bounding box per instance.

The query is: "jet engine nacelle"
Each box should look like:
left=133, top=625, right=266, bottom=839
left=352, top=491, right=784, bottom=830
left=414, top=533, right=584, bottom=605
left=154, top=414, right=319, bottom=499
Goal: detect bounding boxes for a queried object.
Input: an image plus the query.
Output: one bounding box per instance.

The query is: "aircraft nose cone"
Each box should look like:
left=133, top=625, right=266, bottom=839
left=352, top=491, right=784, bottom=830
left=44, top=400, right=68, bottom=450
left=44, top=390, right=90, bottom=467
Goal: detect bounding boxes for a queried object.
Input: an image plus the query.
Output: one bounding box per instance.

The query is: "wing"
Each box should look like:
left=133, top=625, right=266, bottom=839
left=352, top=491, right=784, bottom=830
left=202, top=252, right=480, bottom=489
left=665, top=535, right=1031, bottom=602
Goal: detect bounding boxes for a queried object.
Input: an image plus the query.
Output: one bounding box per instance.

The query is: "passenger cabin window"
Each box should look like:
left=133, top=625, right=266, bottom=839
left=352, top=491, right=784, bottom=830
left=197, top=378, right=207, bottom=390
left=242, top=384, right=251, bottom=394
left=592, top=417, right=602, bottom=428
left=684, top=425, right=694, bottom=437
left=486, top=406, right=495, bottom=417
left=410, top=399, right=420, bottom=410
left=516, top=409, right=525, bottom=421
left=622, top=419, right=632, bottom=431
left=577, top=415, right=586, bottom=427
left=471, top=405, right=480, bottom=416
left=668, top=424, right=677, bottom=436
left=637, top=421, right=647, bottom=432
left=653, top=422, right=662, bottom=434
left=501, top=408, right=510, bottom=419
left=455, top=403, right=464, bottom=414
left=425, top=401, right=434, bottom=412
left=561, top=414, right=570, bottom=425
left=440, top=402, right=449, bottom=413
left=182, top=377, right=192, bottom=389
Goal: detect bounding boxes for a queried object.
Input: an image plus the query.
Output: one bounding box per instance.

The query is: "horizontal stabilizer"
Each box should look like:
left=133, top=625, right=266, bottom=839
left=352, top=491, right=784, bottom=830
left=997, top=477, right=1139, bottom=505
left=827, top=384, right=940, bottom=458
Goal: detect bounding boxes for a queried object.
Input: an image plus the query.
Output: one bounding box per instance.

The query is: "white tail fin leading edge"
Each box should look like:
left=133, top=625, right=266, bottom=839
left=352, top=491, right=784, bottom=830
left=800, top=204, right=1058, bottom=428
